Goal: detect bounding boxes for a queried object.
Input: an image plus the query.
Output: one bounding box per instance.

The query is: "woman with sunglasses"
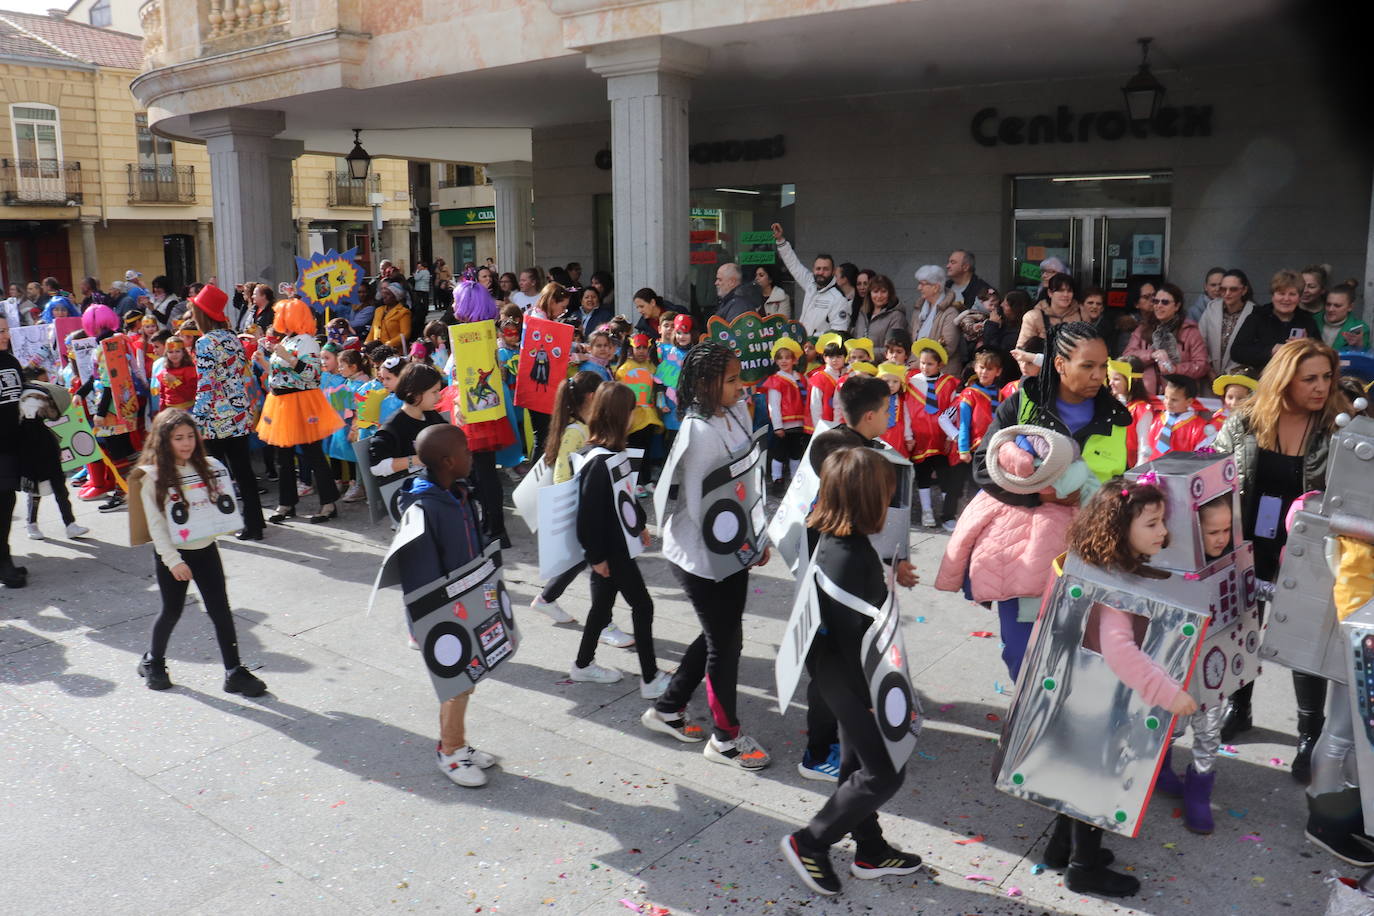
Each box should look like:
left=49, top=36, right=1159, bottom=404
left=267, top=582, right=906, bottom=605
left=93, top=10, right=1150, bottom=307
left=1120, top=282, right=1211, bottom=396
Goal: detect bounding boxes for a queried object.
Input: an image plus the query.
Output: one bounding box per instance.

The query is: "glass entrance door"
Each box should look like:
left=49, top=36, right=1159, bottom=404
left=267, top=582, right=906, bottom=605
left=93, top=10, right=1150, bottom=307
left=1091, top=214, right=1167, bottom=307
left=1012, top=209, right=1169, bottom=303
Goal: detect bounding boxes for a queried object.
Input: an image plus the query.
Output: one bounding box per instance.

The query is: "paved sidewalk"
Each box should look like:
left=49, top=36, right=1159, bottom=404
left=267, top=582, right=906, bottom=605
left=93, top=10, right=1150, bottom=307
left=0, top=483, right=1339, bottom=915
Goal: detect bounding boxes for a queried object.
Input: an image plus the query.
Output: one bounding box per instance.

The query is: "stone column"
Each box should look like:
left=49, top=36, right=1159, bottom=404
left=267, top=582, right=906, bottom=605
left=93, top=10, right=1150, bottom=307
left=383, top=219, right=412, bottom=270
left=195, top=218, right=213, bottom=283
left=79, top=216, right=100, bottom=283
left=189, top=109, right=298, bottom=288
left=485, top=160, right=533, bottom=275
left=586, top=37, right=707, bottom=311
left=296, top=218, right=313, bottom=258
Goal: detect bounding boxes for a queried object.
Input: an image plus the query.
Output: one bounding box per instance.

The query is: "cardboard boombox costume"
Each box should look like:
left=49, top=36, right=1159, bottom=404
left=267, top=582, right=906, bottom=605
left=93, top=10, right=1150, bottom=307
left=654, top=422, right=769, bottom=581
left=351, top=438, right=423, bottom=524
left=775, top=548, right=923, bottom=770
left=371, top=511, right=517, bottom=703
left=127, top=459, right=244, bottom=546
left=535, top=448, right=644, bottom=580
left=994, top=454, right=1260, bottom=837
left=766, top=419, right=913, bottom=578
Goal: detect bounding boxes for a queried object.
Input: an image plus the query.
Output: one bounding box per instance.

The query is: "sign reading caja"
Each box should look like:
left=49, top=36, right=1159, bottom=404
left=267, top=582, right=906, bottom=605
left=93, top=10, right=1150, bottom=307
left=971, top=104, right=1213, bottom=147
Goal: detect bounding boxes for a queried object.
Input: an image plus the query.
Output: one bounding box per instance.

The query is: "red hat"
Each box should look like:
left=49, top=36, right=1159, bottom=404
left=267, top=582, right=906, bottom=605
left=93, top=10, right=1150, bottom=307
left=193, top=283, right=228, bottom=322
left=673, top=314, right=693, bottom=333
left=630, top=333, right=651, bottom=348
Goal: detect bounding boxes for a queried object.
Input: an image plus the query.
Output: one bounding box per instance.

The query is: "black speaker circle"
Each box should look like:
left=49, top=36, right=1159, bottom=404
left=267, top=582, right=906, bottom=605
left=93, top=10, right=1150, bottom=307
left=617, top=490, right=645, bottom=537
left=387, top=486, right=407, bottom=521
left=425, top=622, right=473, bottom=678
left=702, top=499, right=747, bottom=554
left=216, top=493, right=236, bottom=514
left=70, top=429, right=97, bottom=458
left=170, top=501, right=189, bottom=524
left=876, top=671, right=915, bottom=741
left=497, top=581, right=514, bottom=626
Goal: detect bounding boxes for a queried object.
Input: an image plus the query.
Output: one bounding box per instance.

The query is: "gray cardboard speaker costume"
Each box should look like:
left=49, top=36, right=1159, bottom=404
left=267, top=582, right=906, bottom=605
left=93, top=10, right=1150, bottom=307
left=352, top=438, right=422, bottom=524
left=655, top=423, right=769, bottom=582
left=536, top=447, right=643, bottom=579
left=767, top=419, right=913, bottom=578
left=371, top=511, right=516, bottom=704
left=993, top=552, right=1209, bottom=838
left=775, top=549, right=922, bottom=770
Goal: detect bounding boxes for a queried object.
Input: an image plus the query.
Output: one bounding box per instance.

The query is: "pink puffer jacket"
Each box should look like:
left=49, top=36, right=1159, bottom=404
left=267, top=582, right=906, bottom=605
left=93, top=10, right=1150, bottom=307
left=935, top=443, right=1078, bottom=602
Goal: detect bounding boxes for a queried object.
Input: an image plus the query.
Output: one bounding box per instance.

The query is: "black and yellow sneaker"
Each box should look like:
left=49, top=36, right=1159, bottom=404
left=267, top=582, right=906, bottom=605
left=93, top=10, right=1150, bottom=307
left=780, top=833, right=840, bottom=896
left=851, top=844, right=922, bottom=879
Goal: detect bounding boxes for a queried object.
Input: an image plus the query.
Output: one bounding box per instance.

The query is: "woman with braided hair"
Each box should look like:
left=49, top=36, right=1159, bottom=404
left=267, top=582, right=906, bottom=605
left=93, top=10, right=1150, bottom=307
left=641, top=341, right=774, bottom=770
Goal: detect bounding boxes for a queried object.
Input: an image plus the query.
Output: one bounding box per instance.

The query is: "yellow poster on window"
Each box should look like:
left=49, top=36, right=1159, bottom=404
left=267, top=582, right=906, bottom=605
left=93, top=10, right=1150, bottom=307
left=448, top=320, right=507, bottom=423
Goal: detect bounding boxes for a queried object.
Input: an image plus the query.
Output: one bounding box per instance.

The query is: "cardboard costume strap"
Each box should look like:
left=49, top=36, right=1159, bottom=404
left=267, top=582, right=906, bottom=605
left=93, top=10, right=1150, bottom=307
left=775, top=551, right=922, bottom=771
left=655, top=419, right=770, bottom=582
left=371, top=516, right=517, bottom=703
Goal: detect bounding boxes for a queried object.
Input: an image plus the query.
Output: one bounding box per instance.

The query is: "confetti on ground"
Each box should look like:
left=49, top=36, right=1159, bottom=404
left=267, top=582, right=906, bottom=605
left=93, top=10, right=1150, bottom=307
left=1241, top=834, right=1263, bottom=842
left=917, top=750, right=937, bottom=760
left=1252, top=876, right=1265, bottom=885
left=965, top=873, right=994, bottom=882
left=986, top=713, right=1001, bottom=722
left=971, top=631, right=995, bottom=638
left=1221, top=744, right=1239, bottom=754
left=1228, top=808, right=1248, bottom=818
left=954, top=835, right=985, bottom=846
left=619, top=901, right=642, bottom=913
left=1171, top=808, right=1183, bottom=819
left=1030, top=864, right=1046, bottom=875
left=1269, top=757, right=1285, bottom=767
left=939, top=704, right=954, bottom=712
left=1163, top=842, right=1177, bottom=849
left=1006, top=886, right=1023, bottom=897
left=993, top=681, right=1013, bottom=695
left=915, top=616, right=927, bottom=623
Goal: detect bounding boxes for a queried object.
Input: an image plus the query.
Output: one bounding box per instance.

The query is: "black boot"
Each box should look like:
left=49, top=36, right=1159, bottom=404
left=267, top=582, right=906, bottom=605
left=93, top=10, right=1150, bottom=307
left=0, top=556, right=27, bottom=589
left=137, top=653, right=173, bottom=690
left=1291, top=672, right=1327, bottom=785
left=1219, top=681, right=1254, bottom=742
left=1042, top=814, right=1115, bottom=869
left=1306, top=788, right=1374, bottom=867
left=1064, top=822, right=1139, bottom=898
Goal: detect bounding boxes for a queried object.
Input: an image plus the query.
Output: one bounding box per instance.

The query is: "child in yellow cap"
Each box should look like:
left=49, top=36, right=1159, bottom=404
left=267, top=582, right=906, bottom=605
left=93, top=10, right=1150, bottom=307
left=875, top=362, right=916, bottom=456
left=844, top=337, right=874, bottom=366
left=759, top=337, right=809, bottom=489
left=1211, top=371, right=1258, bottom=426
left=806, top=333, right=848, bottom=432
left=908, top=338, right=959, bottom=528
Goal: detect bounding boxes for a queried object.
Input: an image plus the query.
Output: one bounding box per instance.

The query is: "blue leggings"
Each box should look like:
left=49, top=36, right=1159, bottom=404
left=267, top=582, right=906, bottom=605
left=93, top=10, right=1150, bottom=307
left=997, top=599, right=1034, bottom=681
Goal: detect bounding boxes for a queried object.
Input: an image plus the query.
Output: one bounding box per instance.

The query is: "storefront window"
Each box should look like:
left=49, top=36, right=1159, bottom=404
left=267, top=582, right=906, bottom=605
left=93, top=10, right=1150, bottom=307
left=594, top=184, right=796, bottom=313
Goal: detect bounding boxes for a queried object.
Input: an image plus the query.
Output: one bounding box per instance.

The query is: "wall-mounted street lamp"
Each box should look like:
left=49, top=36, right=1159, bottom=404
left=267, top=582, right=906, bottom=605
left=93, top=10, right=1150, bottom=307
left=345, top=129, right=372, bottom=181
left=1122, top=38, right=1166, bottom=126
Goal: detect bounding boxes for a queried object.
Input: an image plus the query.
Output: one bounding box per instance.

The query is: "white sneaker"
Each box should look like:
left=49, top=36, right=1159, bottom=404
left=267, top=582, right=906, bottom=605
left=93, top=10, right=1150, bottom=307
left=532, top=595, right=574, bottom=624
left=920, top=509, right=936, bottom=528
left=25, top=523, right=44, bottom=540
left=640, top=706, right=706, bottom=743
left=600, top=623, right=635, bottom=648
left=704, top=734, right=771, bottom=770
left=634, top=485, right=648, bottom=499
left=462, top=745, right=498, bottom=769
left=640, top=670, right=673, bottom=700
left=341, top=481, right=366, bottom=503
left=941, top=519, right=958, bottom=532
left=437, top=747, right=488, bottom=787
left=570, top=662, right=622, bottom=684
left=65, top=522, right=90, bottom=539
left=407, top=633, right=421, bottom=651
left=296, top=482, right=314, bottom=498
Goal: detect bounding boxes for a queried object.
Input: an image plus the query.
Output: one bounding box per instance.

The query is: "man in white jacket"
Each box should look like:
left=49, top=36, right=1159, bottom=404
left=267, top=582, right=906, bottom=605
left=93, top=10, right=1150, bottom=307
left=771, top=223, right=850, bottom=335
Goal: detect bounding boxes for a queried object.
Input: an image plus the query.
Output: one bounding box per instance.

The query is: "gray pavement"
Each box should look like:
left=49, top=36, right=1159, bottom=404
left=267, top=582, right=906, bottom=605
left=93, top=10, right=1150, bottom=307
left=0, top=478, right=1341, bottom=915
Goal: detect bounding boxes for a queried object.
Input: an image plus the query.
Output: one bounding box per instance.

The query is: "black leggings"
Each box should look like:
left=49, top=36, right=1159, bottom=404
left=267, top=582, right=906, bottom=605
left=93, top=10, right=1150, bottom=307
left=627, top=427, right=659, bottom=485
left=798, top=645, right=904, bottom=851
left=576, top=553, right=657, bottom=681
left=768, top=430, right=806, bottom=477
left=471, top=451, right=507, bottom=540
left=915, top=456, right=960, bottom=522
left=655, top=566, right=749, bottom=741
left=529, top=411, right=551, bottom=460
left=205, top=435, right=265, bottom=535
left=275, top=440, right=339, bottom=509
left=150, top=544, right=242, bottom=669
left=27, top=477, right=75, bottom=525
left=0, top=489, right=14, bottom=563
left=542, top=560, right=587, bottom=602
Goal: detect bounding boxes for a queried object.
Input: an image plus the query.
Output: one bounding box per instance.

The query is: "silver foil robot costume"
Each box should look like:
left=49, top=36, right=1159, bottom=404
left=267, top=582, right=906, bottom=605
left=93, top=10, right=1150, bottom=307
left=1266, top=412, right=1374, bottom=866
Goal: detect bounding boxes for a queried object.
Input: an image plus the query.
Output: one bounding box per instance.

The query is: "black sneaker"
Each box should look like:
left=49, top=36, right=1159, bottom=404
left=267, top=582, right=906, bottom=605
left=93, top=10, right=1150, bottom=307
left=137, top=654, right=173, bottom=690
left=98, top=492, right=127, bottom=513
left=1065, top=864, right=1140, bottom=898
left=224, top=666, right=267, bottom=697
left=851, top=844, right=922, bottom=879
left=780, top=833, right=840, bottom=896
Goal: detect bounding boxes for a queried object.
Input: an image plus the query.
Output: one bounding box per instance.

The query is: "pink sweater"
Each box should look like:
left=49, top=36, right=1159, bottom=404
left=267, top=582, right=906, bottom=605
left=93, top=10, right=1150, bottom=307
left=1088, top=603, right=1186, bottom=709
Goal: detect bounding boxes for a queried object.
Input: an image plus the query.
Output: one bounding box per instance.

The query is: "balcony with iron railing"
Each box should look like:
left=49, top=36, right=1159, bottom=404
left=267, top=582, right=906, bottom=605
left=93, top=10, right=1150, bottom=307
left=0, top=160, right=84, bottom=206
left=328, top=171, right=379, bottom=208
left=126, top=164, right=196, bottom=204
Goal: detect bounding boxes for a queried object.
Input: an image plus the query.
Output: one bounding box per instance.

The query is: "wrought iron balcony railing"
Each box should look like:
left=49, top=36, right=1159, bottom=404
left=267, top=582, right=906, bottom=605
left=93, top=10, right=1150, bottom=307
left=126, top=164, right=196, bottom=203
left=0, top=159, right=83, bottom=206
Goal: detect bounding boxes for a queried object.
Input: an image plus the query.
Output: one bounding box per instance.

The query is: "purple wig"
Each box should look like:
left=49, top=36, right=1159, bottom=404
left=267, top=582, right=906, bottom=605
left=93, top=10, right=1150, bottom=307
left=452, top=279, right=499, bottom=324
left=82, top=303, right=119, bottom=337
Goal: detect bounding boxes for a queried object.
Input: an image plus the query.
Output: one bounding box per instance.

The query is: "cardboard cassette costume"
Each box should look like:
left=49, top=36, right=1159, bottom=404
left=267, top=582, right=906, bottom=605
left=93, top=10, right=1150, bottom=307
left=994, top=454, right=1260, bottom=837
left=371, top=512, right=517, bottom=703
left=775, top=550, right=923, bottom=770
left=351, top=437, right=423, bottom=524
left=766, top=419, right=913, bottom=578
left=654, top=422, right=770, bottom=581
left=127, top=458, right=244, bottom=546
left=535, top=448, right=644, bottom=580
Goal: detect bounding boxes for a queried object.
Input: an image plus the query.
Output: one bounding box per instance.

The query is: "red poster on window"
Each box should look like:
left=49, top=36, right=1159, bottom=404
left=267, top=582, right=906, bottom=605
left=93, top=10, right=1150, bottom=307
left=514, top=317, right=574, bottom=414
left=690, top=229, right=718, bottom=244
left=1107, top=290, right=1128, bottom=309
left=690, top=250, right=719, bottom=265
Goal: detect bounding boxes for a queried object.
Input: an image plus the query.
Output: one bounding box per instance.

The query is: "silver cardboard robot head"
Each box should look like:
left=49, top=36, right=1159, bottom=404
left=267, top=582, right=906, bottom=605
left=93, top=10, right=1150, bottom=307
left=1126, top=453, right=1240, bottom=574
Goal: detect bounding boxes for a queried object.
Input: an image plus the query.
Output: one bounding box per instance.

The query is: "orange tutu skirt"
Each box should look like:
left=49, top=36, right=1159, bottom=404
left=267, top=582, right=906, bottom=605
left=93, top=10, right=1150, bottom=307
left=257, top=388, right=344, bottom=446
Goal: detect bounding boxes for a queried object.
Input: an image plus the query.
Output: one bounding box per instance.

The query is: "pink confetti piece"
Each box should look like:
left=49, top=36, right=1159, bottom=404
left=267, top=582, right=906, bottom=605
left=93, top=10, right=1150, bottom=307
left=1006, top=886, right=1023, bottom=897
left=970, top=631, right=996, bottom=638
left=1240, top=834, right=1263, bottom=842
left=939, top=704, right=954, bottom=712
left=619, top=900, right=642, bottom=913
left=1268, top=757, right=1284, bottom=767
left=965, top=873, right=994, bottom=882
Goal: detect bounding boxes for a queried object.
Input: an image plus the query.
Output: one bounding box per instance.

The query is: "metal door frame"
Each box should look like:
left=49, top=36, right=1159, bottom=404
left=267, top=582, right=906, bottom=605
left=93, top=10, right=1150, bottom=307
left=1013, top=207, right=1172, bottom=288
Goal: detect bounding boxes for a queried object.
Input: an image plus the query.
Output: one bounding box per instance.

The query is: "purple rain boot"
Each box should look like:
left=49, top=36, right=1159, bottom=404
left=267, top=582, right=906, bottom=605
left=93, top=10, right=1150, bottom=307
left=1155, top=746, right=1185, bottom=797
left=1182, top=765, right=1216, bottom=835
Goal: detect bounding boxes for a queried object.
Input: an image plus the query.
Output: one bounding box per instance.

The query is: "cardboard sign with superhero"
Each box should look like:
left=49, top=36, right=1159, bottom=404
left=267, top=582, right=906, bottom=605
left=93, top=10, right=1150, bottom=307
left=514, top=317, right=573, bottom=414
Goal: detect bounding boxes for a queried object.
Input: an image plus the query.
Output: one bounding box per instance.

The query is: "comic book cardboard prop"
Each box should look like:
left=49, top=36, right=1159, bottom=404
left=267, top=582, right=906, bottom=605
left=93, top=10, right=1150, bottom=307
left=10, top=325, right=61, bottom=379
left=514, top=317, right=573, bottom=414
left=448, top=321, right=506, bottom=423
left=705, top=311, right=809, bottom=384
left=127, top=459, right=243, bottom=546
left=371, top=522, right=517, bottom=703
left=294, top=248, right=362, bottom=317
left=99, top=335, right=142, bottom=433
left=53, top=317, right=82, bottom=360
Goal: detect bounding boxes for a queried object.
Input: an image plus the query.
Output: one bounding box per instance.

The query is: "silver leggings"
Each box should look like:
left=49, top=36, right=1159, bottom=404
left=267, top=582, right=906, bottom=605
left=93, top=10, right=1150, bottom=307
left=1309, top=688, right=1359, bottom=797
left=1171, top=704, right=1226, bottom=773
